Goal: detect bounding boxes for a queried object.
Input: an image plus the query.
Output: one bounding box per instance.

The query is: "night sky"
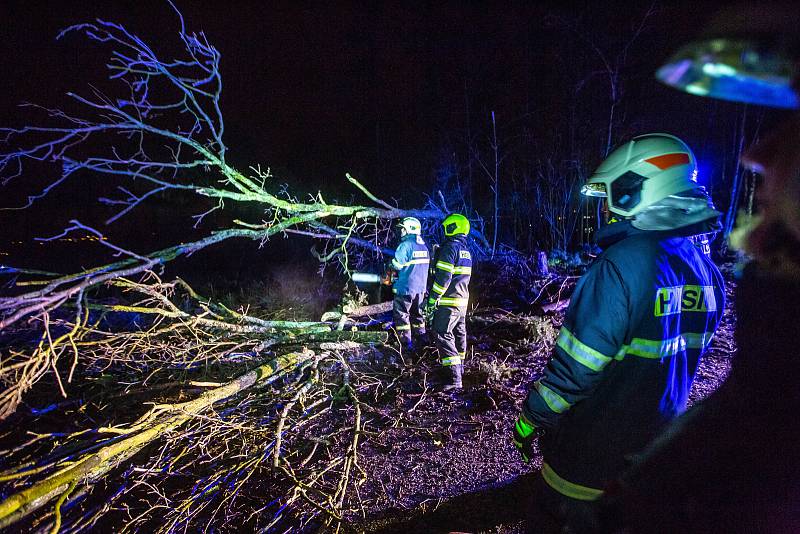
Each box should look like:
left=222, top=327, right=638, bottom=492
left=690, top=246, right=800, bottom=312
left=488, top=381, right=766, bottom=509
left=0, top=0, right=765, bottom=277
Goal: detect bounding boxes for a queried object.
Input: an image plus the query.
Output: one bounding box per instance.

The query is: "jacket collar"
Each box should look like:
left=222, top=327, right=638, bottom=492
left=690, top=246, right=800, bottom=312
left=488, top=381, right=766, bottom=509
left=596, top=216, right=722, bottom=249
left=403, top=234, right=425, bottom=245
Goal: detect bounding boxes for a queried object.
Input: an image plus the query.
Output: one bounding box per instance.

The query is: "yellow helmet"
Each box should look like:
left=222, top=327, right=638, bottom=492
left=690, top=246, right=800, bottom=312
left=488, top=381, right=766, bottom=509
left=442, top=213, right=470, bottom=236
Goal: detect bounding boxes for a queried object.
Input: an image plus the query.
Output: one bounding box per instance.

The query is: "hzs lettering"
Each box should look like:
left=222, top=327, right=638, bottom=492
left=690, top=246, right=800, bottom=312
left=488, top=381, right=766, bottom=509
left=654, top=285, right=716, bottom=317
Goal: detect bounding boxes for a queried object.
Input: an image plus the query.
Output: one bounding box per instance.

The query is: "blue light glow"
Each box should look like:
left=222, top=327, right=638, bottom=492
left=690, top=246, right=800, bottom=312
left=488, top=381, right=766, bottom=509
left=694, top=160, right=713, bottom=187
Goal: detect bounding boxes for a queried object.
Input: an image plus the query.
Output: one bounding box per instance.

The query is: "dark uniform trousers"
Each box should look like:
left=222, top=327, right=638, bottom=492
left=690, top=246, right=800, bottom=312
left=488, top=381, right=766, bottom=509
left=393, top=292, right=426, bottom=347
left=432, top=305, right=466, bottom=366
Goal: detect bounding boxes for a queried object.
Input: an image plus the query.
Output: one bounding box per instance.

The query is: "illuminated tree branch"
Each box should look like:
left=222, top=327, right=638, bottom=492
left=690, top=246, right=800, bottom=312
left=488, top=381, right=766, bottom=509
left=0, top=4, right=450, bottom=429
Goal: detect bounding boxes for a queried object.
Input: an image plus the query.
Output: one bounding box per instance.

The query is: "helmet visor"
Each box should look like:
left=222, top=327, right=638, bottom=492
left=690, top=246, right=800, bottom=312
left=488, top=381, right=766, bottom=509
left=610, top=171, right=648, bottom=213
left=656, top=38, right=799, bottom=109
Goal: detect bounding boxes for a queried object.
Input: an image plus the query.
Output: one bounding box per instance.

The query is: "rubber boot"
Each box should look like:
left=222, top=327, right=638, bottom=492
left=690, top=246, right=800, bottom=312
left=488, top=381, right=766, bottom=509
left=414, top=329, right=429, bottom=348
left=438, top=363, right=463, bottom=392
left=398, top=331, right=414, bottom=352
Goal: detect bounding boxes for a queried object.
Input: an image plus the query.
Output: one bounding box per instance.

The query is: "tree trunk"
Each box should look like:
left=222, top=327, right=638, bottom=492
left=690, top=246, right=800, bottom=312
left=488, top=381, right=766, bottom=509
left=536, top=251, right=549, bottom=277
left=0, top=350, right=314, bottom=529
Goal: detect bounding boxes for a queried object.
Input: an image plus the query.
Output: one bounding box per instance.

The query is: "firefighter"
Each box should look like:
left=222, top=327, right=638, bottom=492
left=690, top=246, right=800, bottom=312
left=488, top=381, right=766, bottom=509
left=601, top=5, right=800, bottom=532
left=390, top=217, right=430, bottom=350
left=427, top=213, right=472, bottom=391
left=512, top=134, right=726, bottom=529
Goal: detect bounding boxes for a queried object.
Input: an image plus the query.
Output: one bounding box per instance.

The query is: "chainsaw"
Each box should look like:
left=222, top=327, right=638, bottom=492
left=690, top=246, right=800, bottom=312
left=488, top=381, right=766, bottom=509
left=352, top=269, right=395, bottom=286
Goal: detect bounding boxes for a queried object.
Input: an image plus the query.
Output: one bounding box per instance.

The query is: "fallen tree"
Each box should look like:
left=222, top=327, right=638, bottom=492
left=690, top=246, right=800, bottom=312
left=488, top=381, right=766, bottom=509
left=0, top=6, right=494, bottom=532
left=0, top=273, right=395, bottom=532
left=0, top=4, right=435, bottom=419
left=0, top=340, right=396, bottom=532
left=0, top=350, right=315, bottom=529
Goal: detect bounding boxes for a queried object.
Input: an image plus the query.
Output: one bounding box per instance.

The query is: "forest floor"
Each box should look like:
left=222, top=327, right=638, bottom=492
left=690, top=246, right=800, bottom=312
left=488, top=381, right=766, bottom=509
left=0, top=264, right=736, bottom=534
left=347, top=270, right=736, bottom=533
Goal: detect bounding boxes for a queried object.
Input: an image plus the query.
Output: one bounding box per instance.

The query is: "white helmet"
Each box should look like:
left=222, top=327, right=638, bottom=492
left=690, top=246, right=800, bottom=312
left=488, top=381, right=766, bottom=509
left=582, top=133, right=699, bottom=218
left=398, top=216, right=422, bottom=236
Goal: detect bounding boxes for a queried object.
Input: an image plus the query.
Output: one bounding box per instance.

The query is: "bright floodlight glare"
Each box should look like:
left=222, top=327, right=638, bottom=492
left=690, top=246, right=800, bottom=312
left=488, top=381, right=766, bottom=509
left=656, top=38, right=799, bottom=109
left=580, top=183, right=607, bottom=198
left=351, top=272, right=382, bottom=284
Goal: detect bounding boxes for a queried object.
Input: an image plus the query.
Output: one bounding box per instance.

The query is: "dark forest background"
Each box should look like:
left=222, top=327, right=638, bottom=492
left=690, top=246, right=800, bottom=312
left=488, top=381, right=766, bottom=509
left=0, top=0, right=776, bottom=284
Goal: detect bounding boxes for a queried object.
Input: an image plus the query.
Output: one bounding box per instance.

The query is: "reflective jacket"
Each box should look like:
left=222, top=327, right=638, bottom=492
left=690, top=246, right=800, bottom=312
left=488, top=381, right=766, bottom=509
left=392, top=235, right=430, bottom=295
left=605, top=263, right=800, bottom=532
left=522, top=222, right=725, bottom=498
left=430, top=235, right=472, bottom=308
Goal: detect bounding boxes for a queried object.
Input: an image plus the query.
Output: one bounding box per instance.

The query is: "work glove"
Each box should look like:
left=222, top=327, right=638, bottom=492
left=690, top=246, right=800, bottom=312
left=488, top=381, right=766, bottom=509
left=382, top=261, right=397, bottom=286
left=512, top=413, right=537, bottom=463
left=424, top=296, right=438, bottom=324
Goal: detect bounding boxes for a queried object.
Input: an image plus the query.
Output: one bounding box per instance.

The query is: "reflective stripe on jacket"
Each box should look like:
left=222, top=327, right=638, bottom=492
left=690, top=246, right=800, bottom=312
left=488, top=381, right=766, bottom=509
left=522, top=228, right=725, bottom=496
left=392, top=235, right=429, bottom=295
left=430, top=236, right=471, bottom=308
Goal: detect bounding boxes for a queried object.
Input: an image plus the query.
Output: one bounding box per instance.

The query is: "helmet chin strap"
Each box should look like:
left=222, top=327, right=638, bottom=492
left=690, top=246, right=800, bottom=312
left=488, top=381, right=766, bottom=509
left=602, top=199, right=626, bottom=225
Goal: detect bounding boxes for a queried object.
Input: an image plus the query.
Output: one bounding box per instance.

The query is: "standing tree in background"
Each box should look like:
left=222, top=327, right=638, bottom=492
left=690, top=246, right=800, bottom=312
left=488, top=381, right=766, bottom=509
left=533, top=157, right=585, bottom=253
